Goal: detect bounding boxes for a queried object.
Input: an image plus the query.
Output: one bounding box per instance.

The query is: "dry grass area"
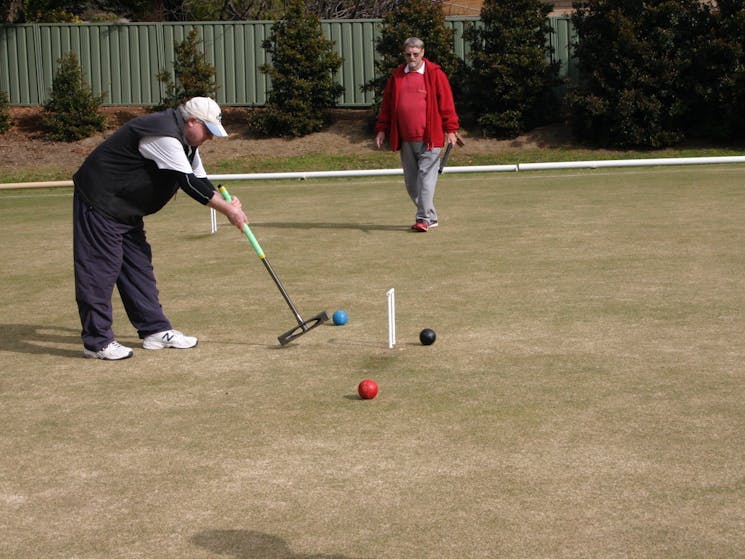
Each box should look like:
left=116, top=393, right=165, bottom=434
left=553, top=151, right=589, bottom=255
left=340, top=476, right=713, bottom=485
left=2, top=165, right=745, bottom=558
left=0, top=106, right=575, bottom=181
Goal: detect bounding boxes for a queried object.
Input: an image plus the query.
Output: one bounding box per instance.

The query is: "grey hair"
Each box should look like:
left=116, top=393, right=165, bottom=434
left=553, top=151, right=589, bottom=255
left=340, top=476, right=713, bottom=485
left=403, top=37, right=424, bottom=50
left=178, top=104, right=193, bottom=120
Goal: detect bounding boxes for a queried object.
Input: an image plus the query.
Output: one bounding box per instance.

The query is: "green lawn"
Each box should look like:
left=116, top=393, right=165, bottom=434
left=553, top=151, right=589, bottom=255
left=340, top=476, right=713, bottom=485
left=1, top=165, right=744, bottom=558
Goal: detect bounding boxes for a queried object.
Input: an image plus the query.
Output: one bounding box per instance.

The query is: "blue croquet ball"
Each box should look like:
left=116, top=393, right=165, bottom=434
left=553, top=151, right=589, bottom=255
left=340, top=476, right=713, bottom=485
left=332, top=310, right=348, bottom=326
left=419, top=328, right=436, bottom=345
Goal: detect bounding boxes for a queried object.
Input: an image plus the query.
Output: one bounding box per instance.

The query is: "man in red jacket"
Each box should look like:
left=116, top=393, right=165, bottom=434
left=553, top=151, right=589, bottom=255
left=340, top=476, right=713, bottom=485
left=375, top=37, right=460, bottom=232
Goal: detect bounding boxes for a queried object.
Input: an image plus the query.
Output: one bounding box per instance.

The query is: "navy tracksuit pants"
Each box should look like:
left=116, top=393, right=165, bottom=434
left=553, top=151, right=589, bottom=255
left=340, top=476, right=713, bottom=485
left=73, top=189, right=172, bottom=351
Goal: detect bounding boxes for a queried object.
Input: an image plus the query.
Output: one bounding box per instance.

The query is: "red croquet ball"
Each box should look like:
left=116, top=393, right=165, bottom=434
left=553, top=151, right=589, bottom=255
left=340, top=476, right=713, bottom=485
left=358, top=379, right=378, bottom=400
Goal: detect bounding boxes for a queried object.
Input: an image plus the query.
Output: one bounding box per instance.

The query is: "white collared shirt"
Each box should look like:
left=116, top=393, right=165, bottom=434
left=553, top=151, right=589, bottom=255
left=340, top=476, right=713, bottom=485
left=138, top=137, right=208, bottom=178
left=404, top=61, right=426, bottom=75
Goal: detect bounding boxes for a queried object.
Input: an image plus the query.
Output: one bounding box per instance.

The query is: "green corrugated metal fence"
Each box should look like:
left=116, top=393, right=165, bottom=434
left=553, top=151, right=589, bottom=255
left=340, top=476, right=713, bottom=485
left=0, top=17, right=575, bottom=107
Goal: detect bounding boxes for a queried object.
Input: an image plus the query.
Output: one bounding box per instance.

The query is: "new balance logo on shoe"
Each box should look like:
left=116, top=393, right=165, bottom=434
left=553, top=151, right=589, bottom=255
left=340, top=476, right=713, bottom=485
left=142, top=329, right=198, bottom=350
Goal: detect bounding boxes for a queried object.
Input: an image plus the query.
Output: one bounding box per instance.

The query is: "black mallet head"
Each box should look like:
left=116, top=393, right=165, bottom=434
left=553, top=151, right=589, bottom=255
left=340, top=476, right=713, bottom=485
left=278, top=311, right=329, bottom=345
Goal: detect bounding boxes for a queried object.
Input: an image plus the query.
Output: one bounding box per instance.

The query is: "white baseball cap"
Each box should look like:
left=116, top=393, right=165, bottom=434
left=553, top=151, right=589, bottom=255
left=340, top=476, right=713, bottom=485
left=182, top=97, right=228, bottom=137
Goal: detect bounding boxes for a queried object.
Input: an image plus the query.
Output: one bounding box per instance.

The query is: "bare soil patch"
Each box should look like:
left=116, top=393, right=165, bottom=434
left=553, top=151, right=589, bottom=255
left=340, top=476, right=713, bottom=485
left=0, top=106, right=574, bottom=178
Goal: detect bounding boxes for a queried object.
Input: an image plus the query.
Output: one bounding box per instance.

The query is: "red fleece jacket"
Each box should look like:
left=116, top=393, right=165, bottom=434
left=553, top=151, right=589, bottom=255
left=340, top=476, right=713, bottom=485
left=375, top=58, right=459, bottom=152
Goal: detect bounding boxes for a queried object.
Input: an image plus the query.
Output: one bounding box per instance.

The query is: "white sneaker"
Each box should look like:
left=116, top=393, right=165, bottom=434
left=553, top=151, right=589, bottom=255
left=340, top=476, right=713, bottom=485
left=83, top=340, right=133, bottom=360
left=142, top=329, right=198, bottom=350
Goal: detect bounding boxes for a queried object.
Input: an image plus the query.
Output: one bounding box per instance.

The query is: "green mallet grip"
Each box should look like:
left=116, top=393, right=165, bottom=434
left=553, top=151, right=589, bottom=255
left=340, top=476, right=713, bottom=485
left=218, top=185, right=266, bottom=258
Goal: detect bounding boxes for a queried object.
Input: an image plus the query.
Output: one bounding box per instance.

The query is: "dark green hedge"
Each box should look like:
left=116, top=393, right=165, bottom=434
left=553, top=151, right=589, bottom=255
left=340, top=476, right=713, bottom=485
left=567, top=0, right=745, bottom=148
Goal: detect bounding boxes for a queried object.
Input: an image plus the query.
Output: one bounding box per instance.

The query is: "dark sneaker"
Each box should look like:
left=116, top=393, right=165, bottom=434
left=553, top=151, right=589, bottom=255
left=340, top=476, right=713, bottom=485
left=83, top=340, right=133, bottom=360
left=411, top=220, right=429, bottom=232
left=143, top=329, right=198, bottom=350
left=429, top=220, right=438, bottom=228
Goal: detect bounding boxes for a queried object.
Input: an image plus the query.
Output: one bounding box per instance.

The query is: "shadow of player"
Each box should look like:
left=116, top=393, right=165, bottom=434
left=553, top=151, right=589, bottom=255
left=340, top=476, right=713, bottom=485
left=192, top=529, right=366, bottom=559
left=0, top=323, right=82, bottom=358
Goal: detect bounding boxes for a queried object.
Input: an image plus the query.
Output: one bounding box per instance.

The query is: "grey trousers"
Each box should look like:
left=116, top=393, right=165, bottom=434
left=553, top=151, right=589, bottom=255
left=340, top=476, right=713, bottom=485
left=400, top=141, right=442, bottom=224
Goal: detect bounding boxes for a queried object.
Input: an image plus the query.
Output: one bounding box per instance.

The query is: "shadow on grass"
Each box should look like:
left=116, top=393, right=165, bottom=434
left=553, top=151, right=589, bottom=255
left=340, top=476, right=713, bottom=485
left=185, top=222, right=406, bottom=241
left=325, top=337, right=386, bottom=348
left=253, top=222, right=406, bottom=233
left=201, top=338, right=295, bottom=350
left=0, top=323, right=81, bottom=358
left=192, top=529, right=362, bottom=558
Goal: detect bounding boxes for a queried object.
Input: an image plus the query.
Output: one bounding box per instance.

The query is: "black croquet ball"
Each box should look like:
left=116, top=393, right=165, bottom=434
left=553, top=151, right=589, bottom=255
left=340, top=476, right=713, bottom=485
left=419, top=328, right=436, bottom=346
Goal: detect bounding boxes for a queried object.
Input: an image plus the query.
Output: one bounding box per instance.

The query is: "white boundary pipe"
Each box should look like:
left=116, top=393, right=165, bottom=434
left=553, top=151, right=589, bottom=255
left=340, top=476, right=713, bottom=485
left=209, top=168, right=405, bottom=181
left=3, top=155, right=745, bottom=190
left=517, top=155, right=745, bottom=171
left=0, top=180, right=76, bottom=189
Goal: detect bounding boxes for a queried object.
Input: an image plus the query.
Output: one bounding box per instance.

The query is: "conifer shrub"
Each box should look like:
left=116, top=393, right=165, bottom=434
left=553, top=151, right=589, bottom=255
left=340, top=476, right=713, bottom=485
left=249, top=0, right=343, bottom=137
left=463, top=0, right=559, bottom=138
left=362, top=0, right=463, bottom=121
left=0, top=90, right=11, bottom=134
left=156, top=28, right=218, bottom=110
left=41, top=52, right=106, bottom=142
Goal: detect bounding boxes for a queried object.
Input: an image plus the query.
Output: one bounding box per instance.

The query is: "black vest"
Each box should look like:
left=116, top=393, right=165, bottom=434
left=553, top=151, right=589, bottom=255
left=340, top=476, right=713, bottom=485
left=73, top=109, right=194, bottom=225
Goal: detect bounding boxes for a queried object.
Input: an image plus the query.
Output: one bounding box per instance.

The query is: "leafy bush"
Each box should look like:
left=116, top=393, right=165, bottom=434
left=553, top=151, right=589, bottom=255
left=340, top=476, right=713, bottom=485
left=0, top=90, right=10, bottom=134
left=41, top=52, right=106, bottom=142
left=683, top=1, right=745, bottom=141
left=363, top=0, right=463, bottom=120
left=21, top=0, right=80, bottom=22
left=249, top=0, right=343, bottom=137
left=567, top=0, right=712, bottom=148
left=156, top=28, right=218, bottom=110
left=463, top=0, right=559, bottom=138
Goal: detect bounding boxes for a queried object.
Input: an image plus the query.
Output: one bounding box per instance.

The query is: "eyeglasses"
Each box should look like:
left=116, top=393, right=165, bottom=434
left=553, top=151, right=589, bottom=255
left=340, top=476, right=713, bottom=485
left=403, top=51, right=422, bottom=58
